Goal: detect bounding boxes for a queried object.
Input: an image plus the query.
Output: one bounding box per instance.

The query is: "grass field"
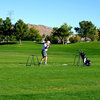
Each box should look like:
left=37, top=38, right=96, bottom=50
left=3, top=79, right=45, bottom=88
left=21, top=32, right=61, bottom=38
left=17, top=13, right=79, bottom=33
left=0, top=41, right=100, bottom=100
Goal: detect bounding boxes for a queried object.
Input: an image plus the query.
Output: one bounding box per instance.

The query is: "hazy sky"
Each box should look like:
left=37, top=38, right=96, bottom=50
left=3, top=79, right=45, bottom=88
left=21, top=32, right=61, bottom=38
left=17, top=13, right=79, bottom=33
left=0, top=0, right=100, bottom=32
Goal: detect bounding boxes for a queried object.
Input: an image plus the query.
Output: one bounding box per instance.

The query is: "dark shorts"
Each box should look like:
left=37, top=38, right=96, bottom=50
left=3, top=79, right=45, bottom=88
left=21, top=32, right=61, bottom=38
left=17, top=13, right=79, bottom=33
left=42, top=50, right=47, bottom=57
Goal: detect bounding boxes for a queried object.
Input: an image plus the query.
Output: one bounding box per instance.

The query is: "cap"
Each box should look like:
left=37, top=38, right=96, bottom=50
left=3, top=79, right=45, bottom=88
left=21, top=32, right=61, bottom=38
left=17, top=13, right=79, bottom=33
left=47, top=41, right=50, bottom=44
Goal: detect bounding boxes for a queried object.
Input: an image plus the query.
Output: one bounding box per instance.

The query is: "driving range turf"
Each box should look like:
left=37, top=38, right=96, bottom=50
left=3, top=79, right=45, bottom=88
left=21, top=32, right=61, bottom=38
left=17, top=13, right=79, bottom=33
left=0, top=41, right=100, bottom=100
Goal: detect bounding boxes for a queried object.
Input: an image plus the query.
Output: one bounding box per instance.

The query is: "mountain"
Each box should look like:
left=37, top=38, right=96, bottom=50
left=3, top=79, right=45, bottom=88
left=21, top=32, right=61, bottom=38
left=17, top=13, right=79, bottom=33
left=28, top=24, right=53, bottom=36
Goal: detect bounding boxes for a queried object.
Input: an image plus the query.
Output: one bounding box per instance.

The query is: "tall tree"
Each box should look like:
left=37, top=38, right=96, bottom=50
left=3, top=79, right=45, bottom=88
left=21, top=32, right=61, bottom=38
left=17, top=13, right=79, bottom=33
left=0, top=18, right=3, bottom=41
left=52, top=23, right=72, bottom=44
left=3, top=17, right=13, bottom=42
left=74, top=21, right=96, bottom=41
left=98, top=28, right=100, bottom=41
left=93, top=29, right=99, bottom=41
left=14, top=19, right=28, bottom=44
left=42, top=34, right=45, bottom=39
left=28, top=27, right=42, bottom=42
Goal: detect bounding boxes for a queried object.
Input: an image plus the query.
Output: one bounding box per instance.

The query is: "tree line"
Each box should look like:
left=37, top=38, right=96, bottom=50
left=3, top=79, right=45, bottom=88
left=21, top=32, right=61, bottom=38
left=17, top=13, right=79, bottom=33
left=46, top=21, right=100, bottom=44
left=0, top=17, right=100, bottom=44
left=0, top=17, right=42, bottom=44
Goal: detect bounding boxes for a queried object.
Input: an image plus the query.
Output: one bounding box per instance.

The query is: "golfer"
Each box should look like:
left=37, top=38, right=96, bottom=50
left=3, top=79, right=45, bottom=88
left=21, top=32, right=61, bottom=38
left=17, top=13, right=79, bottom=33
left=40, top=41, right=50, bottom=65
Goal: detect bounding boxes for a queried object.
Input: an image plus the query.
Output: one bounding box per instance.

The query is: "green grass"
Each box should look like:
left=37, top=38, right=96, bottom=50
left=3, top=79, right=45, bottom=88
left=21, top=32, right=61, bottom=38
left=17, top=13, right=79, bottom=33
left=0, top=41, right=100, bottom=100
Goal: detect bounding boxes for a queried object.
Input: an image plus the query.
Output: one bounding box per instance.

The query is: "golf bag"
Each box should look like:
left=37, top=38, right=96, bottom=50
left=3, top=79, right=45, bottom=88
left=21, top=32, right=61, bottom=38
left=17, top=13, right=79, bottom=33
left=80, top=52, right=91, bottom=66
left=73, top=50, right=91, bottom=66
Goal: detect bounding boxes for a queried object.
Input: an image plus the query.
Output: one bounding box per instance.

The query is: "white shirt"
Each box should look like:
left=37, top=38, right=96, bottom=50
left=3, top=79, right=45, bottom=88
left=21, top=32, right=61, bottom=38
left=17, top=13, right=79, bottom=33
left=43, top=44, right=49, bottom=51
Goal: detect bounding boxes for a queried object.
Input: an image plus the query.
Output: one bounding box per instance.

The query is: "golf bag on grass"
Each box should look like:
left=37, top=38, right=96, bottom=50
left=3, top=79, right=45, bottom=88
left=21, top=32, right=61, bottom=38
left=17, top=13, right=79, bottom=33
left=73, top=50, right=91, bottom=66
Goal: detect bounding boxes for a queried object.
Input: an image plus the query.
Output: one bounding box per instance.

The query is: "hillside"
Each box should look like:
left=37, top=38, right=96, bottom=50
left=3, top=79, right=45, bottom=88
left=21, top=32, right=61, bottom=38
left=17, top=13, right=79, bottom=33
left=28, top=24, right=53, bottom=36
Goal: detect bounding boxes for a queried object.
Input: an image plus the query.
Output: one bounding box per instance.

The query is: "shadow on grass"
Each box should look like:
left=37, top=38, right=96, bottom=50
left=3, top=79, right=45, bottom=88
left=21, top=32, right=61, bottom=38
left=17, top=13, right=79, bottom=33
left=0, top=42, right=17, bottom=45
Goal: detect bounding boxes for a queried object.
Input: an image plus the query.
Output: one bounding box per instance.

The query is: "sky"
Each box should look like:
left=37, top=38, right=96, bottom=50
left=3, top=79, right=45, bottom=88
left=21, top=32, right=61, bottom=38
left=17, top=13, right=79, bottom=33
left=0, top=0, right=100, bottom=33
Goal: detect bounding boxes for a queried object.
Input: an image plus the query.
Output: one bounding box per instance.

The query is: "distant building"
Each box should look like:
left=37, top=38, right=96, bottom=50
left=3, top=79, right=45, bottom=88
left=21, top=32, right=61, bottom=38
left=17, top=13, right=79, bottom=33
left=66, top=34, right=75, bottom=44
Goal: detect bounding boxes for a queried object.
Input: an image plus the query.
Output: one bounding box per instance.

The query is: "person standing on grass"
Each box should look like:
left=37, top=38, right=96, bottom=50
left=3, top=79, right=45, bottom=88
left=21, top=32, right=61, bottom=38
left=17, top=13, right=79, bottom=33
left=39, top=41, right=50, bottom=65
